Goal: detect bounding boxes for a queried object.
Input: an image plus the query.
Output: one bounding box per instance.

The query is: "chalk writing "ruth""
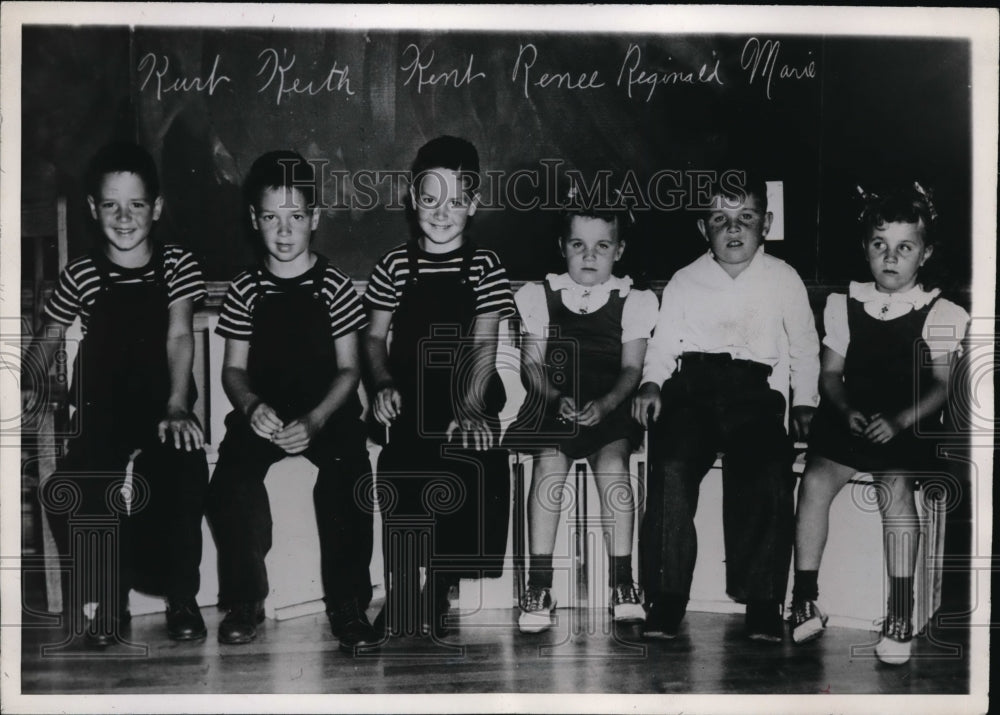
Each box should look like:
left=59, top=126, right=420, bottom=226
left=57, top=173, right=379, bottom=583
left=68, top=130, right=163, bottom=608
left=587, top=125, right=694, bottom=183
left=740, top=37, right=816, bottom=100
left=617, top=43, right=723, bottom=102
left=138, top=53, right=231, bottom=100
left=257, top=48, right=354, bottom=106
left=512, top=43, right=605, bottom=100
left=400, top=44, right=485, bottom=92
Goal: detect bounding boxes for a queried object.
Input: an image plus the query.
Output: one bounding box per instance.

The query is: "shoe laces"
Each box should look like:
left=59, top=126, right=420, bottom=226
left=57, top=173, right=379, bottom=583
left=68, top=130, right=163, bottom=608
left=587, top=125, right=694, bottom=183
left=612, top=582, right=643, bottom=606
left=520, top=586, right=551, bottom=611
left=790, top=599, right=818, bottom=623
left=875, top=613, right=913, bottom=641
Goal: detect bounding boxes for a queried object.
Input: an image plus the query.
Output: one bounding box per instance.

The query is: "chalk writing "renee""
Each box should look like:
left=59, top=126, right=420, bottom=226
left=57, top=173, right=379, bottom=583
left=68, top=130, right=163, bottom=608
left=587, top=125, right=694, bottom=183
left=257, top=48, right=354, bottom=106
left=512, top=43, right=606, bottom=99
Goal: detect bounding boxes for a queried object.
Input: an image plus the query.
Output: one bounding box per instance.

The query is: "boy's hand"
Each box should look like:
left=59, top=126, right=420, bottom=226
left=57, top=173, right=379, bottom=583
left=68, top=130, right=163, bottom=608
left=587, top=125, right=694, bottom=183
left=555, top=396, right=577, bottom=423
left=790, top=405, right=816, bottom=442
left=845, top=408, right=870, bottom=436
left=249, top=401, right=284, bottom=440
left=272, top=412, right=324, bottom=455
left=862, top=412, right=901, bottom=444
left=158, top=406, right=205, bottom=451
left=446, top=418, right=494, bottom=451
left=372, top=385, right=402, bottom=426
left=575, top=398, right=611, bottom=427
left=631, top=383, right=661, bottom=428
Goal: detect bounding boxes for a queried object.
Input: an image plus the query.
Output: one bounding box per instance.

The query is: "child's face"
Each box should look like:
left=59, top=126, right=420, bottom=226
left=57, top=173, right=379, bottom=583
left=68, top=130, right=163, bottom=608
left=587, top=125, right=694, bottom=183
left=87, top=172, right=162, bottom=258
left=864, top=220, right=932, bottom=294
left=250, top=186, right=319, bottom=266
left=697, top=192, right=772, bottom=278
left=411, top=168, right=477, bottom=253
left=561, top=216, right=624, bottom=287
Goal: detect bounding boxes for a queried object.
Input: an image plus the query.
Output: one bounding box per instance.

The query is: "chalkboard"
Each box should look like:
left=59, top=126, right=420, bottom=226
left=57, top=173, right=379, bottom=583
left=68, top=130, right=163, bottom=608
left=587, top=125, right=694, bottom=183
left=21, top=26, right=971, bottom=288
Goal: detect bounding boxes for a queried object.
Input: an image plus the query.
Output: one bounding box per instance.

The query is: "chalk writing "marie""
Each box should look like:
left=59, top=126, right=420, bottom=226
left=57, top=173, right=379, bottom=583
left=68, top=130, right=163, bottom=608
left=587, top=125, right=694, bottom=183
left=740, top=38, right=816, bottom=100
left=257, top=48, right=355, bottom=106
left=138, top=53, right=231, bottom=100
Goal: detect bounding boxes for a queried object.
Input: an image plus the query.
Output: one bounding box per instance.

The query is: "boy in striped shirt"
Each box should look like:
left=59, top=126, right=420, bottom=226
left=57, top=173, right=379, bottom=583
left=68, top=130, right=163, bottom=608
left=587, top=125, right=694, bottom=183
left=207, top=151, right=376, bottom=651
left=364, top=136, right=515, bottom=641
left=26, top=142, right=210, bottom=646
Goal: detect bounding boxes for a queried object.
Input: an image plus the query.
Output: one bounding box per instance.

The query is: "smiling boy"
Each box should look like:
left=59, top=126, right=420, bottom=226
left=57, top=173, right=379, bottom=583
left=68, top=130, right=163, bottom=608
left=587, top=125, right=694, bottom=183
left=632, top=171, right=820, bottom=643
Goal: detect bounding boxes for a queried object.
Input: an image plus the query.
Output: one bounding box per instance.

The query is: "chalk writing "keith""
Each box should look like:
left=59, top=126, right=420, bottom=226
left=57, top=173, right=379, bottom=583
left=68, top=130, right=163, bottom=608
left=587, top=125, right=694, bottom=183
left=740, top=38, right=816, bottom=100
left=138, top=53, right=231, bottom=100
left=400, top=44, right=486, bottom=92
left=257, top=48, right=355, bottom=106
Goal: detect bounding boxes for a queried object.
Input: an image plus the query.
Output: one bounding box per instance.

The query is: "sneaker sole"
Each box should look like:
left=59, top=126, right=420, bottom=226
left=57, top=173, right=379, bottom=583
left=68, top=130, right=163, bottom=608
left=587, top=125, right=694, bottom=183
left=642, top=628, right=678, bottom=640
left=875, top=639, right=913, bottom=665
left=613, top=609, right=647, bottom=623
left=791, top=619, right=826, bottom=645
left=518, top=613, right=554, bottom=634
left=746, top=632, right=784, bottom=644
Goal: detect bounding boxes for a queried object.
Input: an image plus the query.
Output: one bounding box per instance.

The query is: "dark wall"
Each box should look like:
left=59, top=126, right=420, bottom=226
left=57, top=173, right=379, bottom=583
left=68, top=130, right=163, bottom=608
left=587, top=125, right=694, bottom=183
left=22, top=27, right=971, bottom=292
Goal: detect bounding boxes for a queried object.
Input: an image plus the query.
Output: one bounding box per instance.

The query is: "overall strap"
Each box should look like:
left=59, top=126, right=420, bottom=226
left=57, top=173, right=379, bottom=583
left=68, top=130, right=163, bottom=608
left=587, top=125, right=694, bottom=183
left=404, top=241, right=422, bottom=288
left=458, top=241, right=477, bottom=286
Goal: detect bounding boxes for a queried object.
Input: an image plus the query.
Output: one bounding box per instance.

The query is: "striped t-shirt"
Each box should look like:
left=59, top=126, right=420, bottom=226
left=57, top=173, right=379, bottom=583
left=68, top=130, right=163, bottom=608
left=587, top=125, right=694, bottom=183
left=216, top=257, right=368, bottom=341
left=44, top=245, right=206, bottom=333
left=364, top=243, right=516, bottom=318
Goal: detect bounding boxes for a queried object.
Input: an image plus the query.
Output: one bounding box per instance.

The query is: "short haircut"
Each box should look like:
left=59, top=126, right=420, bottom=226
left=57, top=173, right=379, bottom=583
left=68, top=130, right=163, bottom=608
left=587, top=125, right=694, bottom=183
left=244, top=150, right=319, bottom=209
left=859, top=185, right=938, bottom=245
left=86, top=142, right=160, bottom=199
left=560, top=196, right=629, bottom=243
left=411, top=135, right=481, bottom=194
left=703, top=169, right=768, bottom=213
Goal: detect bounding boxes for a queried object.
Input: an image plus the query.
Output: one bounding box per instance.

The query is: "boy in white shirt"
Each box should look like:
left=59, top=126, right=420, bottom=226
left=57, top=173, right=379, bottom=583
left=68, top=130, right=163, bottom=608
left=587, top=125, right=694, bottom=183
left=632, top=171, right=820, bottom=642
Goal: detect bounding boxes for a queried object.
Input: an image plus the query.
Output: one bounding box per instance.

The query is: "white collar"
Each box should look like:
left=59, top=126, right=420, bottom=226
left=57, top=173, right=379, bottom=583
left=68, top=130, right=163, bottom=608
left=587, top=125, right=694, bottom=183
left=848, top=281, right=940, bottom=308
left=546, top=272, right=632, bottom=297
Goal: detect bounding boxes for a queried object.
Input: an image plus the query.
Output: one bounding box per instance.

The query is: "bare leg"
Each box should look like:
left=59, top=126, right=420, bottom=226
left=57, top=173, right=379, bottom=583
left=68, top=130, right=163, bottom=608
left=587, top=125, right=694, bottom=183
left=586, top=439, right=635, bottom=558
left=793, top=455, right=857, bottom=571
left=527, top=449, right=573, bottom=557
left=874, top=472, right=919, bottom=578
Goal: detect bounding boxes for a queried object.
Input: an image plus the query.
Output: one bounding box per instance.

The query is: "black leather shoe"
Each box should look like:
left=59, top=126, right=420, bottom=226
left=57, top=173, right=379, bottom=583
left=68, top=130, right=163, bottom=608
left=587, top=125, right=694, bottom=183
left=85, top=604, right=132, bottom=648
left=642, top=596, right=686, bottom=640
left=328, top=600, right=379, bottom=653
left=218, top=602, right=264, bottom=645
left=166, top=597, right=208, bottom=641
left=745, top=601, right=784, bottom=643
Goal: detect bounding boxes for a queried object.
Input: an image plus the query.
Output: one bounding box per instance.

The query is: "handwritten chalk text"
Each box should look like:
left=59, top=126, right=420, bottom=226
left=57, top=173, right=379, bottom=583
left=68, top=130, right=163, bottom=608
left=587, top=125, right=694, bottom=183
left=740, top=38, right=816, bottom=100
left=138, top=53, right=231, bottom=100
left=511, top=43, right=606, bottom=100
left=617, top=43, right=724, bottom=102
left=399, top=44, right=486, bottom=93
left=257, top=48, right=354, bottom=106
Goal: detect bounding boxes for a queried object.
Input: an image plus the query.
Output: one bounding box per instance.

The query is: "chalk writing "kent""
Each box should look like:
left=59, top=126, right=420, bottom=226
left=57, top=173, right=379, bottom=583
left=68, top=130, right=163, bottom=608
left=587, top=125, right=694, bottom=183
left=399, top=44, right=486, bottom=92
left=138, top=53, right=231, bottom=100
left=257, top=48, right=355, bottom=106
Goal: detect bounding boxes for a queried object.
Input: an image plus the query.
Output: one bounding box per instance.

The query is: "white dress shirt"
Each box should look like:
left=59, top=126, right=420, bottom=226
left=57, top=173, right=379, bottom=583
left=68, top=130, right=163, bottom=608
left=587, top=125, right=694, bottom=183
left=642, top=247, right=821, bottom=408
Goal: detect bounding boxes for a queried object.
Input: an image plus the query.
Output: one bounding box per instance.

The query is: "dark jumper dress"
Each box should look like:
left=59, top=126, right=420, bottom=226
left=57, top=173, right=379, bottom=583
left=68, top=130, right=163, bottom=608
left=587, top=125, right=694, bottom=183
left=507, top=283, right=642, bottom=459
left=808, top=295, right=942, bottom=473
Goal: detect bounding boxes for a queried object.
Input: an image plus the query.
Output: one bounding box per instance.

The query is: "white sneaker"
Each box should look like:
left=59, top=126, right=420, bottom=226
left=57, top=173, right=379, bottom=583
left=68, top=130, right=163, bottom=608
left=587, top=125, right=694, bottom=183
left=611, top=583, right=646, bottom=622
left=789, top=599, right=828, bottom=644
left=518, top=586, right=555, bottom=634
left=874, top=613, right=913, bottom=665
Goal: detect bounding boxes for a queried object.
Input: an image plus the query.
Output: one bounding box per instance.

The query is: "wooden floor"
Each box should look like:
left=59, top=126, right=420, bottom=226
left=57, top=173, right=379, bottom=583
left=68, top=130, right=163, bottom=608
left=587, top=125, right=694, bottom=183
left=20, top=599, right=970, bottom=696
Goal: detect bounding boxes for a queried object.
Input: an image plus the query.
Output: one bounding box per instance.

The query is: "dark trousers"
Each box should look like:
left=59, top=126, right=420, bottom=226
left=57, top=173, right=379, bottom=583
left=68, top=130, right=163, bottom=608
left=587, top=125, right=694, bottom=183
left=205, top=413, right=374, bottom=609
left=45, top=428, right=209, bottom=606
left=641, top=360, right=794, bottom=605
